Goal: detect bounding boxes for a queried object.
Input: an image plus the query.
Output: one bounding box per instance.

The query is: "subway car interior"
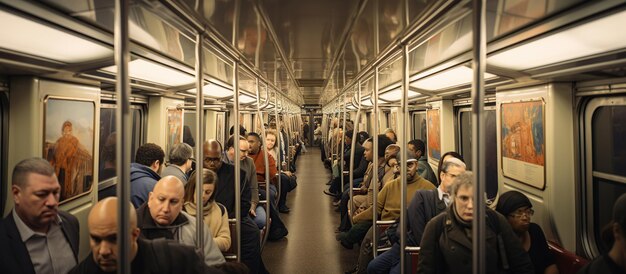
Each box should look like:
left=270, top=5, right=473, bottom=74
left=1, top=0, right=626, bottom=273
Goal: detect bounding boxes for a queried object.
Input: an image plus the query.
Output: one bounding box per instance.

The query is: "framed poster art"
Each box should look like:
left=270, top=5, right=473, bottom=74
left=500, top=99, right=545, bottom=189
left=216, top=112, right=225, bottom=145
left=166, top=108, right=183, bottom=156
left=427, top=109, right=441, bottom=160
left=44, top=97, right=95, bottom=202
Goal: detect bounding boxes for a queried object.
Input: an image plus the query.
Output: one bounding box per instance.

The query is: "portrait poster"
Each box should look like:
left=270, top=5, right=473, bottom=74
left=501, top=100, right=545, bottom=189
left=427, top=109, right=441, bottom=160
left=166, top=108, right=183, bottom=156
left=216, top=112, right=225, bottom=145
left=44, top=98, right=95, bottom=202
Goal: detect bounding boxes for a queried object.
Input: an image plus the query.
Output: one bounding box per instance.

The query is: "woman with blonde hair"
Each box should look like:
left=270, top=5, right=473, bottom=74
left=183, top=168, right=231, bottom=252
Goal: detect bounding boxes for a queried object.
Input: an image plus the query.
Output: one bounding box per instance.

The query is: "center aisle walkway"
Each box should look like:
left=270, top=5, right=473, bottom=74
left=263, top=147, right=358, bottom=273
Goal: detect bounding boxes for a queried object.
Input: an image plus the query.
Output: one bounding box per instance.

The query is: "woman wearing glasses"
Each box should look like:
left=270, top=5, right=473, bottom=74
left=496, top=191, right=559, bottom=274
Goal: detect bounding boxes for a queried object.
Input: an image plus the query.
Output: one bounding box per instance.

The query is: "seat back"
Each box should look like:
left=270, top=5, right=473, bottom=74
left=406, top=246, right=420, bottom=274
left=547, top=241, right=589, bottom=274
left=222, top=219, right=239, bottom=261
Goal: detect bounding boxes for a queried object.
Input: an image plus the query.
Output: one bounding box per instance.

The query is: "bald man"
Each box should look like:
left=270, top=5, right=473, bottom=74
left=70, top=197, right=222, bottom=273
left=136, top=176, right=225, bottom=266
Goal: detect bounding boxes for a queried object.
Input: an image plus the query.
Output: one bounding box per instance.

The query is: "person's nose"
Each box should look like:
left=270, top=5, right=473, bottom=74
left=45, top=193, right=58, bottom=207
left=99, top=241, right=113, bottom=256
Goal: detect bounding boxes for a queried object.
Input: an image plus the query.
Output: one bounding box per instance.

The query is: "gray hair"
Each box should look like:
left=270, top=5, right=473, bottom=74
left=441, top=157, right=466, bottom=173
left=169, top=143, right=193, bottom=166
left=12, top=158, right=56, bottom=187
left=449, top=171, right=474, bottom=198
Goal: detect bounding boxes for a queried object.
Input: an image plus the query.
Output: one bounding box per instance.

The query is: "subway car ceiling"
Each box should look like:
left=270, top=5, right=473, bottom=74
left=0, top=0, right=625, bottom=108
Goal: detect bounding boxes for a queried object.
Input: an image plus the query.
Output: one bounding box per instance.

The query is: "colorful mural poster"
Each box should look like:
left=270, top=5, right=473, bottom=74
left=44, top=98, right=94, bottom=202
left=501, top=100, right=545, bottom=189
left=167, top=108, right=183, bottom=157
left=427, top=109, right=441, bottom=160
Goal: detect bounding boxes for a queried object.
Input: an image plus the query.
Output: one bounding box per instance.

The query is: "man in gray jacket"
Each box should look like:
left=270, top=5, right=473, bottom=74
left=161, top=143, right=193, bottom=185
left=136, top=176, right=225, bottom=266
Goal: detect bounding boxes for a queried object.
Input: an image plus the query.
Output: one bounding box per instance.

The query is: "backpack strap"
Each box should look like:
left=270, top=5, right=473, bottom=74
left=218, top=203, right=226, bottom=216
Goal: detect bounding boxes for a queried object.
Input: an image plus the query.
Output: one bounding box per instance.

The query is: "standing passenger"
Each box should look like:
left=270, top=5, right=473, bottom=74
left=130, top=143, right=164, bottom=208
left=578, top=193, right=626, bottom=274
left=161, top=143, right=193, bottom=185
left=417, top=171, right=534, bottom=274
left=0, top=158, right=79, bottom=274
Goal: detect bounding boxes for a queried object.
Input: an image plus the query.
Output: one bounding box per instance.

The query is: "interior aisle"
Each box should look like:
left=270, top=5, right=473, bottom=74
left=263, top=147, right=359, bottom=273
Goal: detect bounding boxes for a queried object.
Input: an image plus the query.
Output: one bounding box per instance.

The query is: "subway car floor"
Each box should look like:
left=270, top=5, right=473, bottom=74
left=262, top=147, right=359, bottom=273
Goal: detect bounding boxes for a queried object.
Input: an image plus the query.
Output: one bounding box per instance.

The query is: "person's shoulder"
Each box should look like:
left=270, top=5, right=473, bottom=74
left=58, top=210, right=79, bottom=225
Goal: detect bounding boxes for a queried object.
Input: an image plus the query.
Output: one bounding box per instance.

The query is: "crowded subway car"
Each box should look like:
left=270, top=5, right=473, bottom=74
left=1, top=0, right=626, bottom=273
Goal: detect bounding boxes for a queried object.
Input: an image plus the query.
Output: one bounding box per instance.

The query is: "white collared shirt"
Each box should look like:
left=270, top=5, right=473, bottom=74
left=12, top=209, right=76, bottom=274
left=437, top=187, right=450, bottom=206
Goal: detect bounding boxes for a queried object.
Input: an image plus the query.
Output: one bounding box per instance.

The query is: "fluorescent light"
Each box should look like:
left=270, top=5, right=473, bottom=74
left=187, top=83, right=233, bottom=98
left=488, top=10, right=626, bottom=70
left=410, top=66, right=497, bottom=91
left=239, top=94, right=257, bottom=104
left=102, top=59, right=195, bottom=86
left=379, top=89, right=422, bottom=101
left=0, top=9, right=112, bottom=63
left=361, top=97, right=373, bottom=106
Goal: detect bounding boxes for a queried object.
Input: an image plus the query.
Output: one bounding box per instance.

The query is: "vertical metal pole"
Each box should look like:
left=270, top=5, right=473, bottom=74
left=233, top=62, right=242, bottom=262
left=195, top=33, right=205, bottom=257
left=114, top=0, right=131, bottom=273
left=372, top=67, right=380, bottom=255
left=399, top=45, right=409, bottom=268
left=340, top=93, right=347, bottom=193
left=274, top=93, right=282, bottom=208
left=472, top=0, right=487, bottom=273
left=256, top=81, right=271, bottom=240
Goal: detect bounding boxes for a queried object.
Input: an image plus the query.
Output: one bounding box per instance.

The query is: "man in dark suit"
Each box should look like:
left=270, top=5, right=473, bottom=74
left=0, top=157, right=80, bottom=274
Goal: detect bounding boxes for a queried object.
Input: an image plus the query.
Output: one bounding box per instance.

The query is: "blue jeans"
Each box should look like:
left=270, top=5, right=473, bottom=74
left=367, top=242, right=400, bottom=274
left=253, top=205, right=267, bottom=229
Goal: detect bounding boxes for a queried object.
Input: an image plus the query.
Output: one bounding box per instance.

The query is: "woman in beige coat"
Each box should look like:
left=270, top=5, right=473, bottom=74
left=183, top=168, right=231, bottom=252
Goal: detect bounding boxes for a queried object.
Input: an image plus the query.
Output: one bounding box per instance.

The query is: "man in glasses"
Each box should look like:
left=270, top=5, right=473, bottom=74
left=203, top=140, right=268, bottom=274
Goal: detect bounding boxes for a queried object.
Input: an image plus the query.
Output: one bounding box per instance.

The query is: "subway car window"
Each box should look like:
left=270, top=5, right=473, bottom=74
left=458, top=108, right=498, bottom=200
left=0, top=92, right=5, bottom=214
left=588, top=103, right=626, bottom=254
left=98, top=106, right=145, bottom=183
left=412, top=111, right=427, bottom=143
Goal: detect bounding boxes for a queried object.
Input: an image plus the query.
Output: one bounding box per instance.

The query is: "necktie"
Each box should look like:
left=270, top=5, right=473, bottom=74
left=442, top=193, right=450, bottom=206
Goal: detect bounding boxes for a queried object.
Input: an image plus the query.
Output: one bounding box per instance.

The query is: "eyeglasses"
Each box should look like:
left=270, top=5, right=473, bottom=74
left=444, top=171, right=460, bottom=179
left=203, top=157, right=221, bottom=163
left=509, top=208, right=534, bottom=218
left=455, top=195, right=473, bottom=203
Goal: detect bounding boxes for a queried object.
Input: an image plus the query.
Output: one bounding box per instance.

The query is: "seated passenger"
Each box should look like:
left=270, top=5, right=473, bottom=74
left=325, top=130, right=365, bottom=198
left=383, top=128, right=397, bottom=143
left=344, top=151, right=436, bottom=273
left=203, top=140, right=268, bottom=274
left=70, top=197, right=222, bottom=274
left=0, top=158, right=79, bottom=274
left=337, top=135, right=392, bottom=233
left=130, top=143, right=164, bottom=208
left=247, top=132, right=289, bottom=240
left=380, top=144, right=401, bottom=185
left=434, top=151, right=465, bottom=187
left=408, top=139, right=437, bottom=184
left=183, top=169, right=231, bottom=252
left=161, top=143, right=193, bottom=185
left=224, top=136, right=264, bottom=228
left=496, top=190, right=559, bottom=274
left=136, top=176, right=225, bottom=266
left=417, top=171, right=534, bottom=274
left=579, top=192, right=626, bottom=274
left=367, top=156, right=466, bottom=274
left=263, top=130, right=297, bottom=213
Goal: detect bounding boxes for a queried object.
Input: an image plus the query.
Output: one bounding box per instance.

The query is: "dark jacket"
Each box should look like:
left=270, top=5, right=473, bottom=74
left=0, top=210, right=80, bottom=274
left=417, top=206, right=534, bottom=274
left=406, top=188, right=447, bottom=246
left=69, top=237, right=224, bottom=274
left=130, top=163, right=161, bottom=208
left=214, top=163, right=251, bottom=219
left=352, top=154, right=369, bottom=181
left=344, top=142, right=364, bottom=171
left=418, top=156, right=437, bottom=186
left=578, top=254, right=625, bottom=274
